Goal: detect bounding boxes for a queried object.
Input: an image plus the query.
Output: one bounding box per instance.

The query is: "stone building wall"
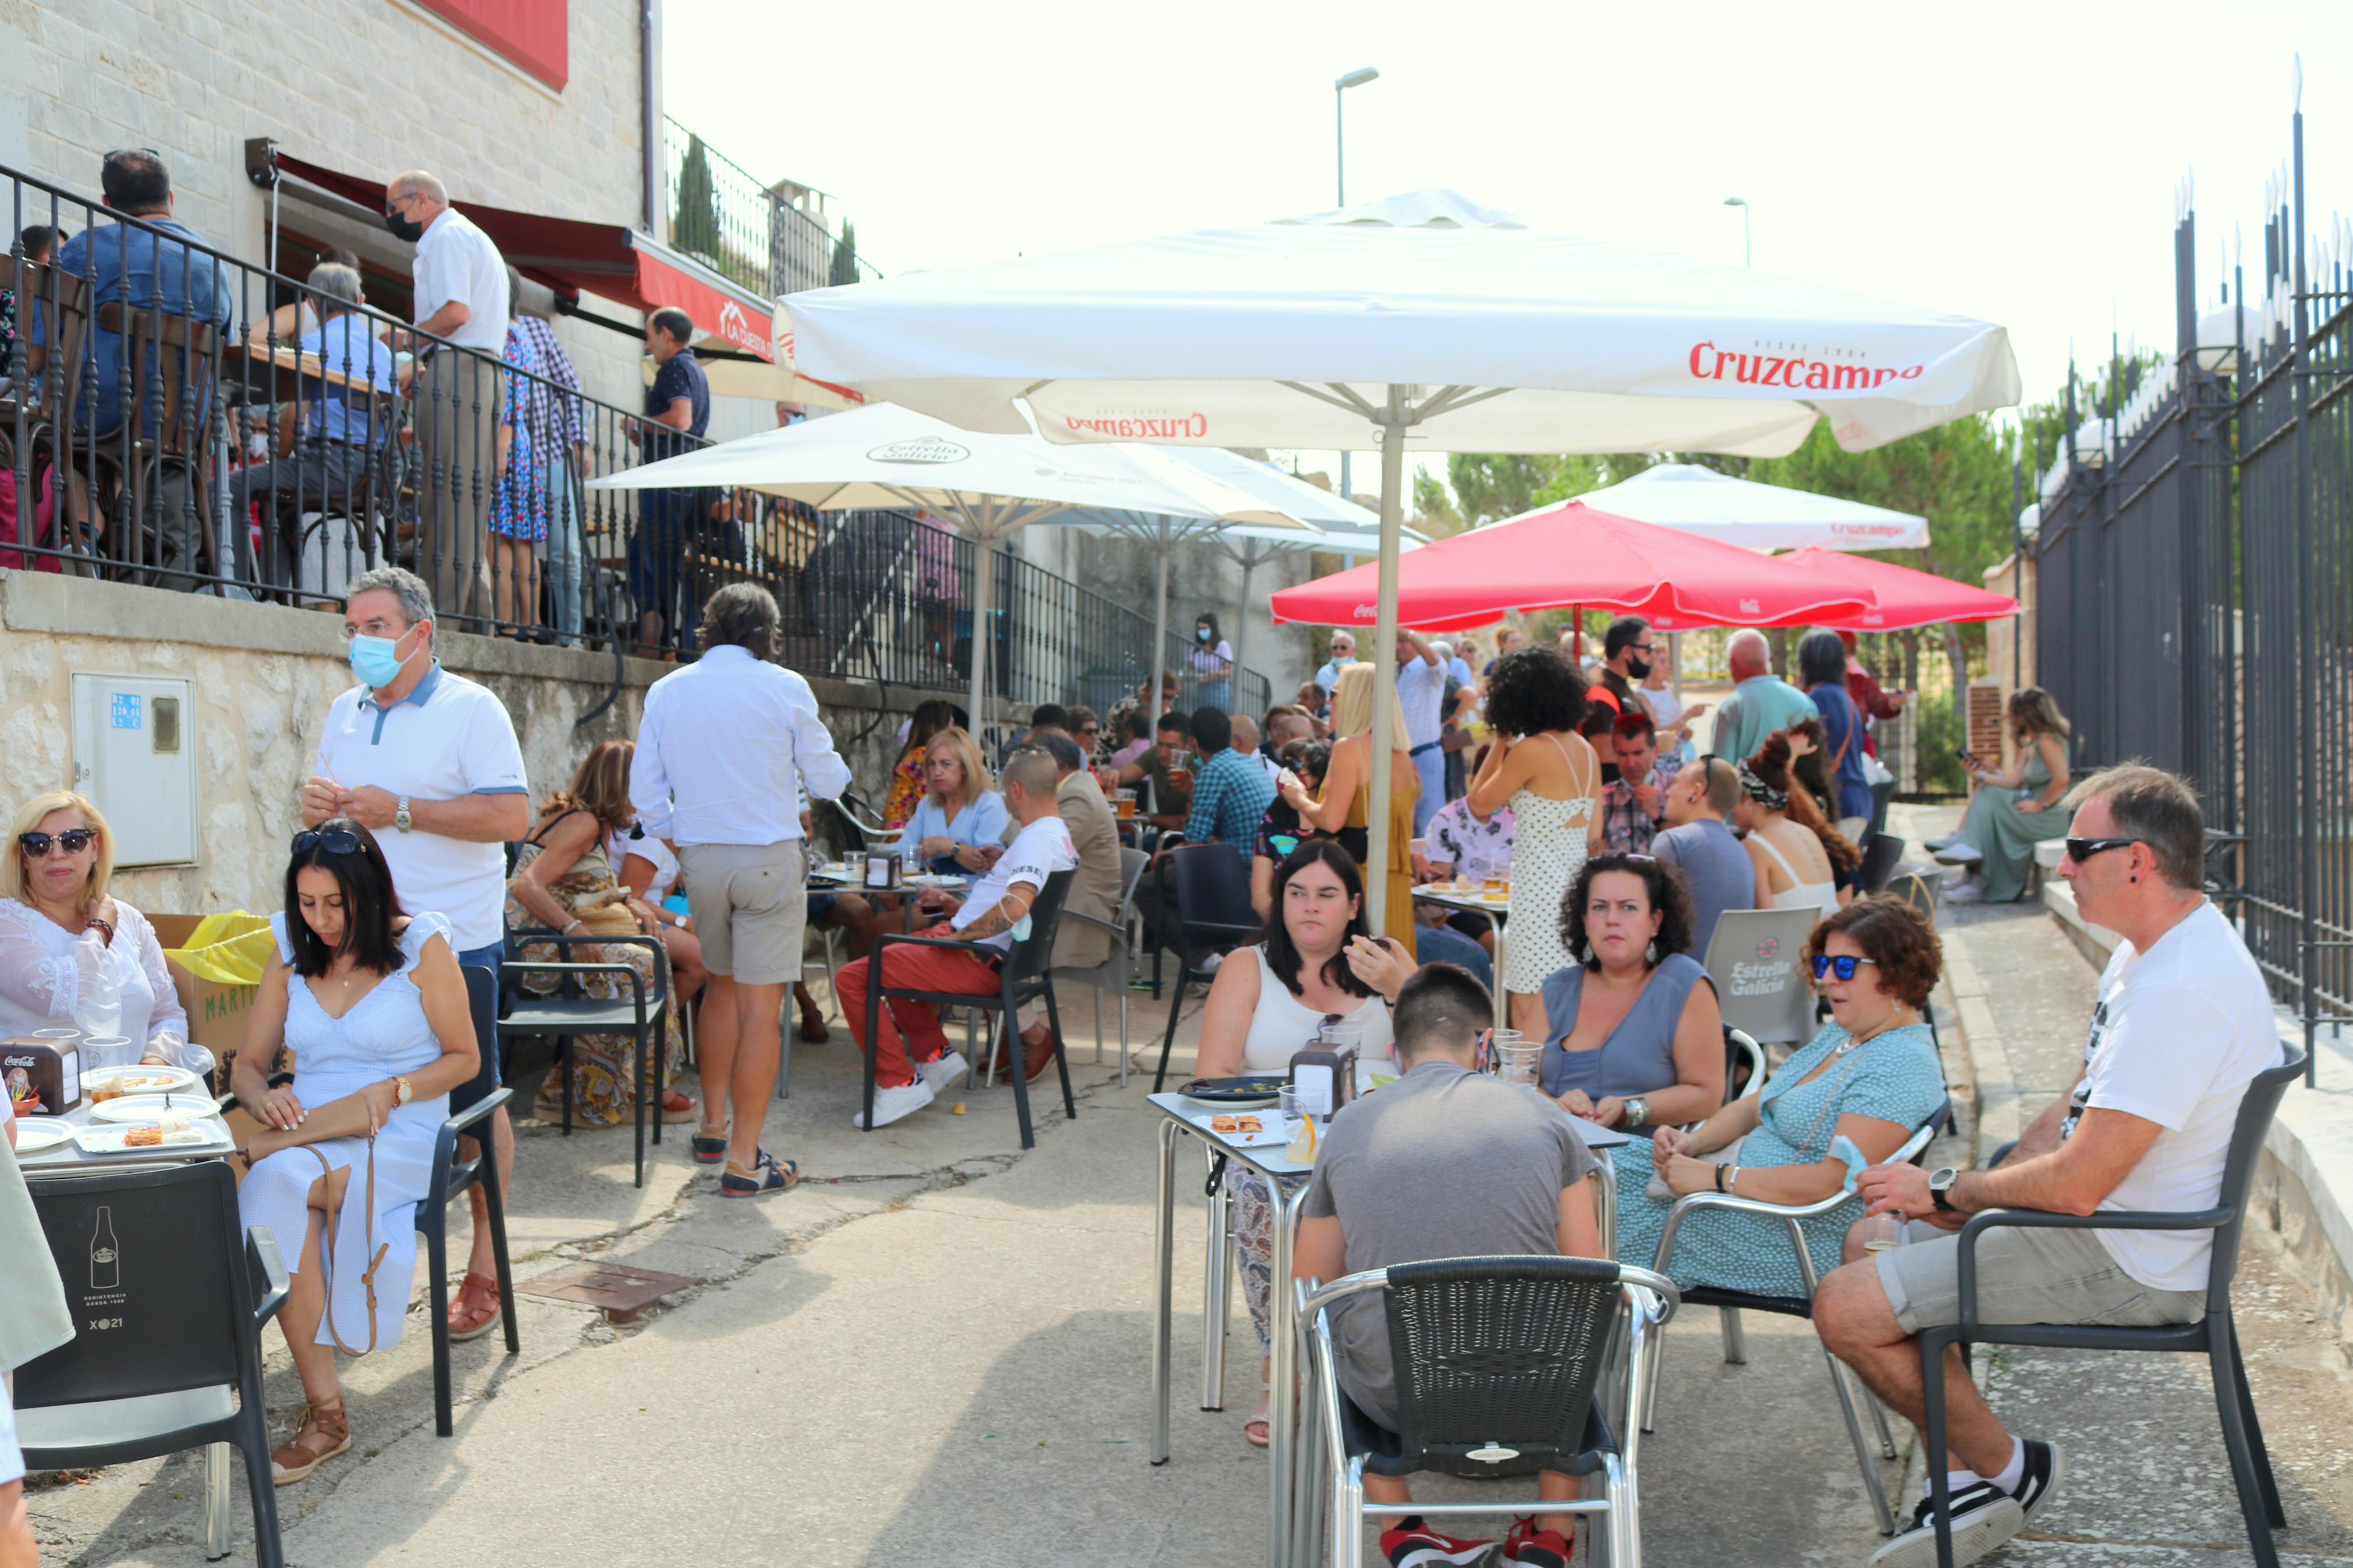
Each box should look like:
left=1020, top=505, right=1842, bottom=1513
left=0, top=574, right=955, bottom=919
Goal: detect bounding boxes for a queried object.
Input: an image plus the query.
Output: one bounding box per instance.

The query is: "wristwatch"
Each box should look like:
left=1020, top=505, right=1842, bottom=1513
left=391, top=1075, right=413, bottom=1107
left=1622, top=1094, right=1652, bottom=1129
left=395, top=795, right=413, bottom=833
left=1929, top=1166, right=1960, bottom=1213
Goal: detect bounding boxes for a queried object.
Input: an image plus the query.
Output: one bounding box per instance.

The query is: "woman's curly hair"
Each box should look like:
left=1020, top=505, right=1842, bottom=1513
left=1558, top=852, right=1696, bottom=970
left=1482, top=643, right=1589, bottom=738
left=1805, top=894, right=1943, bottom=1009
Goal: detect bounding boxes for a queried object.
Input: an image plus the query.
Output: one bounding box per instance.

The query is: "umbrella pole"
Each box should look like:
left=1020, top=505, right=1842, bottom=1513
left=970, top=538, right=994, bottom=743
left=1231, top=552, right=1256, bottom=714
left=1151, top=536, right=1172, bottom=715
left=1366, top=387, right=1407, bottom=935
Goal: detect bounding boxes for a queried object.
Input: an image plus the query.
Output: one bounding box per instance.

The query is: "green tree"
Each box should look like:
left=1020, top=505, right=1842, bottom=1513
left=672, top=134, right=721, bottom=265
left=829, top=219, right=861, bottom=287
left=1443, top=451, right=1668, bottom=526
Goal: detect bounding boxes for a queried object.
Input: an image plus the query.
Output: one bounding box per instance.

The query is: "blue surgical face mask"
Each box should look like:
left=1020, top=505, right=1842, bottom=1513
left=1196, top=627, right=1212, bottom=642
left=349, top=624, right=416, bottom=688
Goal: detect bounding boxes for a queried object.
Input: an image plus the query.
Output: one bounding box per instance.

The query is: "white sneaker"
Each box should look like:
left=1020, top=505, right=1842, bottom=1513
left=850, top=1078, right=937, bottom=1129
left=1866, top=1481, right=2025, bottom=1568
left=918, top=1050, right=970, bottom=1094
left=1932, top=841, right=1985, bottom=866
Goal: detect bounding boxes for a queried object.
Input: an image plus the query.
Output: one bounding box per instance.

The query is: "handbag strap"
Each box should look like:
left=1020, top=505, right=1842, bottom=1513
left=297, top=1133, right=385, bottom=1357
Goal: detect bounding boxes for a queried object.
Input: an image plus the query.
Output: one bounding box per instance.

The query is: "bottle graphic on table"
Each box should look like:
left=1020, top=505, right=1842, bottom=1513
left=91, top=1206, right=119, bottom=1290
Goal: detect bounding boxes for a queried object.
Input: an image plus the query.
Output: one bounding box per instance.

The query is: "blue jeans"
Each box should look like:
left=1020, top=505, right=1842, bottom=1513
left=456, top=939, right=507, bottom=1086
left=1414, top=921, right=1492, bottom=991
left=542, top=457, right=584, bottom=645
left=1410, top=744, right=1445, bottom=834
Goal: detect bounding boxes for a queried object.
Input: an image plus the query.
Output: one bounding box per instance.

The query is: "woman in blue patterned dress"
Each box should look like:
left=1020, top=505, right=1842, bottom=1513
left=1611, top=895, right=1947, bottom=1295
left=488, top=300, right=546, bottom=638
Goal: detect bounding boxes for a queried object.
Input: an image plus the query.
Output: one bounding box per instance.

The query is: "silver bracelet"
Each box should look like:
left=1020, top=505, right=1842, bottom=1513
left=1623, top=1094, right=1651, bottom=1128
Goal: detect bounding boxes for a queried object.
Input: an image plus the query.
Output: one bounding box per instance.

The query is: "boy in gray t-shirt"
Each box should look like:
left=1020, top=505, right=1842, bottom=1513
left=1295, top=963, right=1603, bottom=1566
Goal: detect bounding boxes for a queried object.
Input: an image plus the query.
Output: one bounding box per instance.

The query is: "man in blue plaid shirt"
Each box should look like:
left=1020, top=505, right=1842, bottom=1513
left=1181, top=706, right=1276, bottom=860
left=512, top=305, right=587, bottom=643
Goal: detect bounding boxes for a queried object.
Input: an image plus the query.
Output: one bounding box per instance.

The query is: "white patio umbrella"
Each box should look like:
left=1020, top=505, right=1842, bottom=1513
left=587, top=402, right=1305, bottom=727
left=785, top=190, right=2022, bottom=936
left=1564, top=461, right=1930, bottom=549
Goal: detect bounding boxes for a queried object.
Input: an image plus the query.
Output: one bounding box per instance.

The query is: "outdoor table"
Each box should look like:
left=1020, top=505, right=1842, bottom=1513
left=1409, top=882, right=1510, bottom=1022
left=20, top=1098, right=246, bottom=1562
left=1147, top=1088, right=1628, bottom=1567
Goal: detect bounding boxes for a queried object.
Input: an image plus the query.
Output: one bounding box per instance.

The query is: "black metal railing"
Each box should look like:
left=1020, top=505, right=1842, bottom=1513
left=2033, top=111, right=2353, bottom=1053
left=661, top=118, right=878, bottom=298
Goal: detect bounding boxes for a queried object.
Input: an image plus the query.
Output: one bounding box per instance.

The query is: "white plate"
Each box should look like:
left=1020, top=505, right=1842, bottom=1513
left=1188, top=1114, right=1292, bottom=1149
left=10, top=1118, right=76, bottom=1152
left=904, top=873, right=966, bottom=888
left=90, top=1093, right=218, bottom=1124
left=73, top=1121, right=231, bottom=1155
left=84, top=1065, right=203, bottom=1097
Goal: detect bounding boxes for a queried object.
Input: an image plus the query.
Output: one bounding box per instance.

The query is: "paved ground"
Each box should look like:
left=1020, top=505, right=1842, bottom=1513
left=26, top=810, right=2353, bottom=1565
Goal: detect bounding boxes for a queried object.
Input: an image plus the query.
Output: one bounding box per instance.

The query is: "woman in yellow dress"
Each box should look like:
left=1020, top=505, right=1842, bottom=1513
left=1278, top=662, right=1419, bottom=949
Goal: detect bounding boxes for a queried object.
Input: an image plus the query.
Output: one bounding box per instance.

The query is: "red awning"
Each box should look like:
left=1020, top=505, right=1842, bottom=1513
left=274, top=153, right=773, bottom=362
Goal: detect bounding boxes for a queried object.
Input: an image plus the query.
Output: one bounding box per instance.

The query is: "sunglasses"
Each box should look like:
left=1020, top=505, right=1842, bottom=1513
left=2065, top=837, right=2139, bottom=863
left=1811, top=954, right=1880, bottom=981
left=18, top=829, right=95, bottom=858
left=293, top=829, right=365, bottom=856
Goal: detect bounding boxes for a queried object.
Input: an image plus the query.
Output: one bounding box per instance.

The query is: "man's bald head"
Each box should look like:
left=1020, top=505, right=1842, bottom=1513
left=389, top=170, right=448, bottom=204
left=1230, top=714, right=1262, bottom=752
left=1727, top=629, right=1770, bottom=681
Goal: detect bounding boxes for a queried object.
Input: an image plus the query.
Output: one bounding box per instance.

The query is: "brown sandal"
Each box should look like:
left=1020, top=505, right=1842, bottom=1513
left=446, top=1271, right=502, bottom=1342
left=271, top=1397, right=350, bottom=1485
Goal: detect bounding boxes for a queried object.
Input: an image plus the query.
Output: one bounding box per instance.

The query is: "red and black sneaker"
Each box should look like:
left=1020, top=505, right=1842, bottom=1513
left=1498, top=1515, right=1574, bottom=1568
left=1378, top=1515, right=1495, bottom=1567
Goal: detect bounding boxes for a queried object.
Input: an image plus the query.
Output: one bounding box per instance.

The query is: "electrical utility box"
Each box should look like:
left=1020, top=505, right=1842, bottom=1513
left=70, top=674, right=198, bottom=867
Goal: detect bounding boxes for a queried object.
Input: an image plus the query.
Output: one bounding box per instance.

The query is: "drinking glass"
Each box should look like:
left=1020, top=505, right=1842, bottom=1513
left=1857, top=1210, right=1910, bottom=1254
left=1495, top=1039, right=1543, bottom=1087
left=80, top=1036, right=136, bottom=1073
left=1482, top=1027, right=1524, bottom=1076
left=1278, top=1086, right=1319, bottom=1162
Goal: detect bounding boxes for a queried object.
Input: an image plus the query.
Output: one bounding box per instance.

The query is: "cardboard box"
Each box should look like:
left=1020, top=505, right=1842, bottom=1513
left=150, top=913, right=275, bottom=1076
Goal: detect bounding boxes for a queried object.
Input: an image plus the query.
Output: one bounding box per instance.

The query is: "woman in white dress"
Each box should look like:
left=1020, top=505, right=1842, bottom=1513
left=1732, top=735, right=1851, bottom=919
left=231, top=819, right=478, bottom=1485
left=0, top=791, right=207, bottom=1082
left=1467, top=645, right=1603, bottom=1035
left=1192, top=841, right=1417, bottom=1447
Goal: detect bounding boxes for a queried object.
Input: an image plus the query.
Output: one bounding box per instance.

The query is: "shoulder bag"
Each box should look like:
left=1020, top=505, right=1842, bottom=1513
left=237, top=1087, right=392, bottom=1354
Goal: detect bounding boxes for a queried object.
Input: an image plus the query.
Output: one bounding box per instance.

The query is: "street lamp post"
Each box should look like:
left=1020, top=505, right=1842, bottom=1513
left=1723, top=195, right=1750, bottom=267
left=1335, top=66, right=1379, bottom=502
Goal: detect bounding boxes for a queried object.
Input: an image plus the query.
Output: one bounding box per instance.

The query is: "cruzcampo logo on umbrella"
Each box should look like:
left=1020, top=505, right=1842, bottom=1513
left=867, top=438, right=971, bottom=464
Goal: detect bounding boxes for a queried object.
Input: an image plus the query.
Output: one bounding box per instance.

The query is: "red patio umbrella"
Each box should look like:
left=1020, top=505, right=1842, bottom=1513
left=1769, top=546, right=2019, bottom=631
left=1268, top=500, right=1875, bottom=632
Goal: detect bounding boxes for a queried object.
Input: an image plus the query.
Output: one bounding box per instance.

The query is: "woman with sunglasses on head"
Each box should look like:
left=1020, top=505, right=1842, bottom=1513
left=1605, top=895, right=1947, bottom=1299
left=1935, top=687, right=2074, bottom=905
left=231, top=819, right=479, bottom=1485
left=1536, top=854, right=1725, bottom=1134
left=0, top=791, right=203, bottom=1078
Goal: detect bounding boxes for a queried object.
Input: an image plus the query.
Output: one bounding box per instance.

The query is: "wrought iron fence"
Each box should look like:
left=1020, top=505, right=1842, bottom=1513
left=661, top=118, right=879, bottom=298
left=2033, top=106, right=2353, bottom=1059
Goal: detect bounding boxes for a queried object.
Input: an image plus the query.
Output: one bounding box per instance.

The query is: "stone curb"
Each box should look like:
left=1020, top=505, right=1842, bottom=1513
left=1935, top=921, right=2021, bottom=1168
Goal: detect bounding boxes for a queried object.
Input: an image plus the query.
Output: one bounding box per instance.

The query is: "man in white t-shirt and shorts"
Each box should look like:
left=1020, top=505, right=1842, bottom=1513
left=834, top=747, right=1077, bottom=1129
left=1814, top=764, right=2283, bottom=1568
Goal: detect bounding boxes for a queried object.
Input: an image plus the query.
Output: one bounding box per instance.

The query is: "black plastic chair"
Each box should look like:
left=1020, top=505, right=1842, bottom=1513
left=498, top=931, right=670, bottom=1187
left=1855, top=831, right=1907, bottom=894
left=1149, top=845, right=1262, bottom=1092
left=862, top=868, right=1076, bottom=1149
left=415, top=964, right=520, bottom=1438
left=16, top=1162, right=290, bottom=1567
left=1295, top=1256, right=1679, bottom=1567
left=1646, top=1097, right=1952, bottom=1536
left=1917, top=1047, right=2305, bottom=1568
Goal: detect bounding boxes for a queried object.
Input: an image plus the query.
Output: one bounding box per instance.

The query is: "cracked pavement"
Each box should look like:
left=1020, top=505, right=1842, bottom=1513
left=27, top=852, right=2353, bottom=1564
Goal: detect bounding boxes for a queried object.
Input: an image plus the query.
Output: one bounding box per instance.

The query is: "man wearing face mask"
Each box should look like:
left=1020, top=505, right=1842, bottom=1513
left=384, top=170, right=509, bottom=625
left=302, top=565, right=529, bottom=1341
left=1578, top=616, right=1654, bottom=786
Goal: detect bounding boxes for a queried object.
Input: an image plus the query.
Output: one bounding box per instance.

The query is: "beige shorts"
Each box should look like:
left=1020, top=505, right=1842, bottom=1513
left=1876, top=1219, right=2206, bottom=1335
left=677, top=840, right=807, bottom=985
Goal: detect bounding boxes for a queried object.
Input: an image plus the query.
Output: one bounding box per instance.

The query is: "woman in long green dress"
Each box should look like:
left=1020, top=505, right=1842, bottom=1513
left=1940, top=687, right=2072, bottom=904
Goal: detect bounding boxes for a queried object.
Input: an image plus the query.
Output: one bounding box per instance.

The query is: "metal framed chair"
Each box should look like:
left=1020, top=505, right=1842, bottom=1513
left=497, top=930, right=671, bottom=1188
left=1855, top=832, right=1907, bottom=894
left=1051, top=844, right=1151, bottom=1084
left=1295, top=1256, right=1680, bottom=1568
left=1724, top=1026, right=1768, bottom=1105
left=1149, top=844, right=1263, bottom=1091
left=1916, top=1048, right=2304, bottom=1568
left=415, top=964, right=520, bottom=1438
left=16, top=1162, right=289, bottom=1568
left=1644, top=1097, right=1953, bottom=1537
left=862, top=868, right=1076, bottom=1149
left=1882, top=868, right=1942, bottom=923
left=1702, top=908, right=1823, bottom=1050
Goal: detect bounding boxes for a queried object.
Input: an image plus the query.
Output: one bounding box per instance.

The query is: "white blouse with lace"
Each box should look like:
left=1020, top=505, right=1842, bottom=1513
left=0, top=897, right=206, bottom=1073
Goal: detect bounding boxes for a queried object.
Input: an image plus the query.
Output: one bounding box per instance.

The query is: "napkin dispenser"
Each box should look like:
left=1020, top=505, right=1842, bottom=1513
left=2, top=1036, right=81, bottom=1116
left=1286, top=1045, right=1356, bottom=1119
left=862, top=849, right=904, bottom=891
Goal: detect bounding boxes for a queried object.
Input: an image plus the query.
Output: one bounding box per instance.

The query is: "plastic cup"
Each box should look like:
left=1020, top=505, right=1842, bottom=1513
left=1495, top=1040, right=1543, bottom=1087
left=1278, top=1086, right=1319, bottom=1162
left=1858, top=1210, right=1910, bottom=1254
left=80, top=1036, right=137, bottom=1073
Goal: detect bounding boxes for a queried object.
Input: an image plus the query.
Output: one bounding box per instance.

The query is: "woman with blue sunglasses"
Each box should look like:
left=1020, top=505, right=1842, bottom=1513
left=1607, top=895, right=1949, bottom=1300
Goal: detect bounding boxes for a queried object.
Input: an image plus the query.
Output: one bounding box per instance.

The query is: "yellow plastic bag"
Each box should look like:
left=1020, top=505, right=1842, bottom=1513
left=166, top=912, right=275, bottom=986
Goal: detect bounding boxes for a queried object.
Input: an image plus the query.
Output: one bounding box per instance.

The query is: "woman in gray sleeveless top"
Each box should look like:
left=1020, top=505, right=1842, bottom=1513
left=1538, top=855, right=1727, bottom=1135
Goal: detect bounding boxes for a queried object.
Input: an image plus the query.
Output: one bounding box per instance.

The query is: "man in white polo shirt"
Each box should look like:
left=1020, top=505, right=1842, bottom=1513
left=301, top=564, right=528, bottom=1342
left=1393, top=628, right=1448, bottom=834
left=385, top=169, right=508, bottom=622
left=630, top=583, right=850, bottom=1197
